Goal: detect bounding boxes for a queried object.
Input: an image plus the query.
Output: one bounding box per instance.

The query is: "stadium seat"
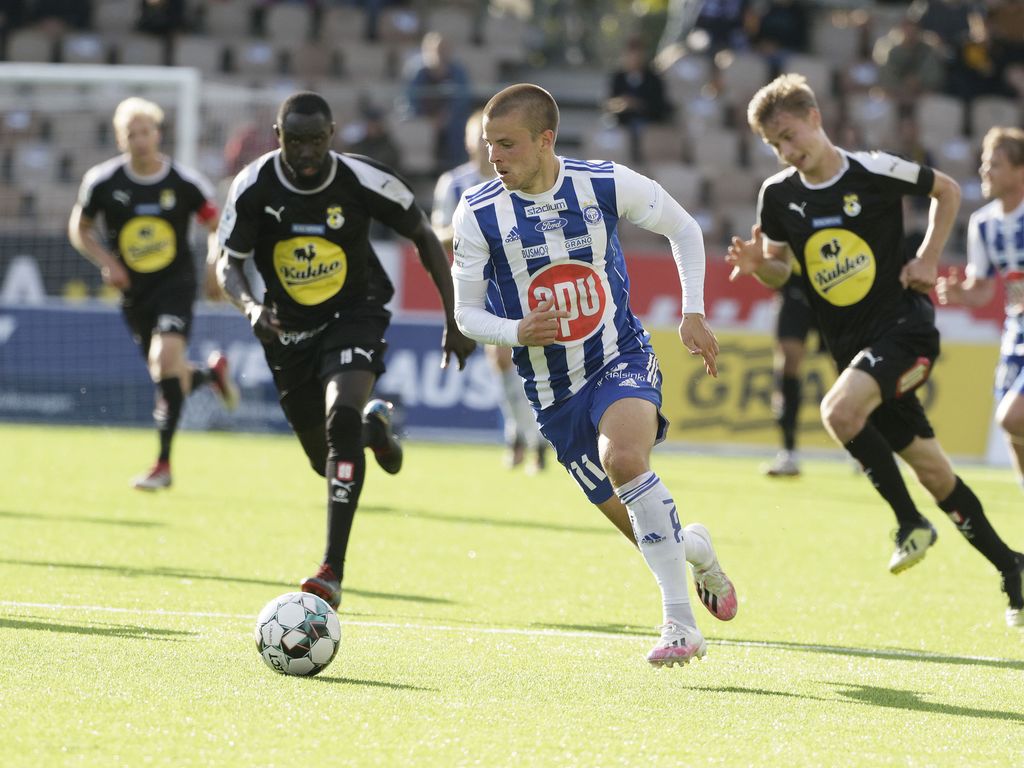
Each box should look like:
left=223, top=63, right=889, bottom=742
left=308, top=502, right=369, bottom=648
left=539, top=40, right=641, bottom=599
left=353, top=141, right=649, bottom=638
left=265, top=3, right=312, bottom=46
left=92, top=0, right=137, bottom=34
left=639, top=123, right=688, bottom=165
left=115, top=34, right=166, bottom=66
left=335, top=40, right=392, bottom=80
left=580, top=125, right=633, bottom=165
left=422, top=7, right=477, bottom=46
left=847, top=92, right=897, bottom=149
left=971, top=96, right=1020, bottom=141
left=62, top=33, right=109, bottom=65
left=717, top=51, right=770, bottom=106
left=322, top=5, right=368, bottom=42
left=172, top=35, right=226, bottom=75
left=692, top=129, right=741, bottom=174
left=203, top=0, right=257, bottom=39
left=809, top=11, right=862, bottom=68
left=663, top=54, right=712, bottom=105
left=651, top=162, right=704, bottom=210
left=391, top=116, right=437, bottom=175
left=229, top=40, right=281, bottom=78
left=916, top=93, right=964, bottom=149
left=7, top=28, right=58, bottom=63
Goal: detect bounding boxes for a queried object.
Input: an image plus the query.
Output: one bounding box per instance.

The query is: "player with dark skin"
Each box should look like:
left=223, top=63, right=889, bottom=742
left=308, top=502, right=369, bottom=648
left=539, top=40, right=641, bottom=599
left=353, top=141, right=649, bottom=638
left=218, top=93, right=475, bottom=608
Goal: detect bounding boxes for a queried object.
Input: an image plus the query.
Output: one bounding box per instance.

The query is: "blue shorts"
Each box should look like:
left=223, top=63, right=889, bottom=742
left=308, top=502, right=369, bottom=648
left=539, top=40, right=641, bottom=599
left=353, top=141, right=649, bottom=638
left=997, top=318, right=1024, bottom=402
left=536, top=351, right=669, bottom=504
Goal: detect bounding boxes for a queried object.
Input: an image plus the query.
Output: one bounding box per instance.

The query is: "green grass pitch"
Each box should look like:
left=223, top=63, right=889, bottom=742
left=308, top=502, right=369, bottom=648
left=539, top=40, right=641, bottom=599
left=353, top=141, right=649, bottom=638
left=0, top=423, right=1021, bottom=767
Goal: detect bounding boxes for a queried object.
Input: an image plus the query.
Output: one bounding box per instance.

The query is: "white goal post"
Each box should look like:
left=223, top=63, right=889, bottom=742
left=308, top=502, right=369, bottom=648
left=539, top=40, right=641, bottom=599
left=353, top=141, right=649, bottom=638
left=0, top=62, right=201, bottom=168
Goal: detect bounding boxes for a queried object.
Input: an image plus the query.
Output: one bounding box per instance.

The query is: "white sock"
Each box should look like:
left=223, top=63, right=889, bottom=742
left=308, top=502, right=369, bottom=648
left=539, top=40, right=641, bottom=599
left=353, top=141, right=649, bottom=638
left=683, top=527, right=712, bottom=570
left=616, top=471, right=696, bottom=627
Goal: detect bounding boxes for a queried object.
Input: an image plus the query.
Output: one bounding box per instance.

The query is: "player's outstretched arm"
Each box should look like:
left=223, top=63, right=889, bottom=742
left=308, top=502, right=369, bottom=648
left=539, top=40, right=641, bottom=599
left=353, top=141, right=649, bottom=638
left=679, top=313, right=719, bottom=377
left=407, top=211, right=476, bottom=370
left=216, top=252, right=281, bottom=343
left=936, top=266, right=996, bottom=308
left=726, top=224, right=791, bottom=288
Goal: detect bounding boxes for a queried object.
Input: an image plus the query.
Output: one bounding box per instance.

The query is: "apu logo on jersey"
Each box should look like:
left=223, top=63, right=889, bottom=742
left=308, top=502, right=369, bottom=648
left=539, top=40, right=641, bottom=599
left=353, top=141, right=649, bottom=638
left=843, top=193, right=862, bottom=217
left=535, top=217, right=568, bottom=232
left=159, top=189, right=175, bottom=210
left=526, top=261, right=606, bottom=342
left=326, top=205, right=344, bottom=230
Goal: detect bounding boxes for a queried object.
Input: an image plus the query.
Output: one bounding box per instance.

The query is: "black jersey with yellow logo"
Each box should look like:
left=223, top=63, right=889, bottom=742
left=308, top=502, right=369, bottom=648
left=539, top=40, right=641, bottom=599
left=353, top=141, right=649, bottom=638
left=78, top=156, right=217, bottom=297
left=218, top=150, right=420, bottom=331
left=758, top=149, right=936, bottom=365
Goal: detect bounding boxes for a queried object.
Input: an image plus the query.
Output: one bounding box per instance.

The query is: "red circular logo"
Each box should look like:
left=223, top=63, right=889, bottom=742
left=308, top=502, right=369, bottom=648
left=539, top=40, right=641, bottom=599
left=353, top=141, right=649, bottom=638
left=526, top=262, right=606, bottom=342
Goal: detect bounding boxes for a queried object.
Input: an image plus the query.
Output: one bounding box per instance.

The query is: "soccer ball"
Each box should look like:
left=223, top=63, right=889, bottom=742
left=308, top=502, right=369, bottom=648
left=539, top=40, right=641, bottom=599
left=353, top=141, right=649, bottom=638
left=254, top=592, right=341, bottom=676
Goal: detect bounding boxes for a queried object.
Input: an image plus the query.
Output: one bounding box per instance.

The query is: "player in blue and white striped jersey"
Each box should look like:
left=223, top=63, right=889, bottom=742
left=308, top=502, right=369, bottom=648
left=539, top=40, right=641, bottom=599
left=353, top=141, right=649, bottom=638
left=433, top=110, right=547, bottom=473
left=451, top=83, right=737, bottom=667
left=938, top=126, right=1024, bottom=491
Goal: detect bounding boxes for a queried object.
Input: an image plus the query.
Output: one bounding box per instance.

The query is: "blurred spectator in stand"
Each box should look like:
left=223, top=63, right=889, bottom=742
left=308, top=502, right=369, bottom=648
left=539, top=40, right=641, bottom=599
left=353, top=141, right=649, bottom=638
left=18, top=0, right=92, bottom=30
left=873, top=15, right=947, bottom=110
left=748, top=0, right=810, bottom=78
left=223, top=107, right=278, bottom=178
left=948, top=6, right=1024, bottom=103
left=401, top=30, right=472, bottom=173
left=343, top=102, right=403, bottom=175
left=908, top=0, right=984, bottom=60
left=605, top=35, right=674, bottom=163
left=136, top=0, right=188, bottom=36
left=691, top=0, right=754, bottom=56
left=342, top=101, right=404, bottom=239
left=894, top=113, right=935, bottom=251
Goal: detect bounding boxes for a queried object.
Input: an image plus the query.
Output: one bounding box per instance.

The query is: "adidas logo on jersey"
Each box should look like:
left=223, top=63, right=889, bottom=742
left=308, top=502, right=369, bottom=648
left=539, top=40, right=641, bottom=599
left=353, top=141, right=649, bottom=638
left=504, top=227, right=521, bottom=244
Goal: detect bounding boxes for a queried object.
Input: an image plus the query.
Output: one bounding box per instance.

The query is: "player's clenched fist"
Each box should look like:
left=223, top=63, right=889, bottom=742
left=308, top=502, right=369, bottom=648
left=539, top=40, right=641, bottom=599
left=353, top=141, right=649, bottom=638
left=517, top=296, right=571, bottom=346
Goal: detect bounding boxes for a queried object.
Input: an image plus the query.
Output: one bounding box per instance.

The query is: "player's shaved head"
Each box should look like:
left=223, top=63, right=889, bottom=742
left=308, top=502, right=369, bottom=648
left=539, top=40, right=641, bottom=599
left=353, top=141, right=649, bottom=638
left=747, top=73, right=819, bottom=137
left=484, top=84, right=559, bottom=140
left=277, top=92, right=333, bottom=127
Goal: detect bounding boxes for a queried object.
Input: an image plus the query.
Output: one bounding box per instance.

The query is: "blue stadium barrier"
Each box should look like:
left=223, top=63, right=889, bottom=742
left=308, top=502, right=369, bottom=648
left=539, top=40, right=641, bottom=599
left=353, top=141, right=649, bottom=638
left=0, top=303, right=504, bottom=440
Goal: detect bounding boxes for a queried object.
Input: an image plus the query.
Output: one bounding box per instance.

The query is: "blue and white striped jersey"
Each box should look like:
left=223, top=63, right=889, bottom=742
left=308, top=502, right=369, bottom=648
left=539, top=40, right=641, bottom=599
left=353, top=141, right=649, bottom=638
left=452, top=157, right=685, bottom=410
left=967, top=198, right=1024, bottom=319
left=431, top=160, right=489, bottom=231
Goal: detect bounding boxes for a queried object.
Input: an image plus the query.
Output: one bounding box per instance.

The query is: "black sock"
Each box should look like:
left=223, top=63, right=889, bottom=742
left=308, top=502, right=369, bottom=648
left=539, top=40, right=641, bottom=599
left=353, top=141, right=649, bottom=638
left=323, top=407, right=366, bottom=578
left=938, top=476, right=1018, bottom=571
left=845, top=424, right=922, bottom=528
left=778, top=375, right=801, bottom=452
left=191, top=367, right=214, bottom=390
left=155, top=377, right=183, bottom=463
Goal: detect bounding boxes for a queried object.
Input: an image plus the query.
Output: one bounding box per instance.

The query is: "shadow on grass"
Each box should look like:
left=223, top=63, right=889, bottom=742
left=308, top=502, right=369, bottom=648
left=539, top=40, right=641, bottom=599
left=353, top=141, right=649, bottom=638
left=359, top=504, right=610, bottom=536
left=312, top=676, right=436, bottom=692
left=830, top=682, right=1024, bottom=722
left=0, top=616, right=191, bottom=641
left=0, top=509, right=163, bottom=528
left=715, top=637, right=1024, bottom=672
left=531, top=622, right=652, bottom=637
left=0, top=558, right=454, bottom=605
left=688, top=683, right=1024, bottom=723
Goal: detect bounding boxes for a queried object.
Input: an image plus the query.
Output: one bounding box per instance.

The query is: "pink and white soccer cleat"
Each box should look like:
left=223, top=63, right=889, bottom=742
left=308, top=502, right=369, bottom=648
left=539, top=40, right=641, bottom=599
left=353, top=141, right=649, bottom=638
left=685, top=523, right=738, bottom=621
left=647, top=621, right=707, bottom=668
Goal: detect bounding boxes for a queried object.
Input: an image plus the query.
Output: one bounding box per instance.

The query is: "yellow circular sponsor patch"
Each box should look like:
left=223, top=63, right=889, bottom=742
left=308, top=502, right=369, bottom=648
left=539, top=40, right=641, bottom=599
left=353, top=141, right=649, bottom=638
left=804, top=228, right=875, bottom=307
left=119, top=216, right=176, bottom=273
left=273, top=236, right=348, bottom=305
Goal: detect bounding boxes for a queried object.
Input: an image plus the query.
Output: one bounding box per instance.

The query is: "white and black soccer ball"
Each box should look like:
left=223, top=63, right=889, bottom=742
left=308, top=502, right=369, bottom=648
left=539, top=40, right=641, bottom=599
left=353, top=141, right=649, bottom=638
left=254, top=592, right=341, bottom=676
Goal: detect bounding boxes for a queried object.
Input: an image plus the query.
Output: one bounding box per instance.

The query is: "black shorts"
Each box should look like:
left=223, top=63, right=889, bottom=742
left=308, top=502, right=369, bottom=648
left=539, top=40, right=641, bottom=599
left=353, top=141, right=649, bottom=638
left=849, top=324, right=939, bottom=451
left=263, top=309, right=390, bottom=432
left=121, top=282, right=196, bottom=358
left=776, top=282, right=818, bottom=343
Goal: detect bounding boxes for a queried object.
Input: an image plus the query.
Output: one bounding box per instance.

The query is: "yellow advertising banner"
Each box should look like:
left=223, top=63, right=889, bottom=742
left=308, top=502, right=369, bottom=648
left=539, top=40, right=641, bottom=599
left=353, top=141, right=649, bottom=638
left=651, top=329, right=999, bottom=458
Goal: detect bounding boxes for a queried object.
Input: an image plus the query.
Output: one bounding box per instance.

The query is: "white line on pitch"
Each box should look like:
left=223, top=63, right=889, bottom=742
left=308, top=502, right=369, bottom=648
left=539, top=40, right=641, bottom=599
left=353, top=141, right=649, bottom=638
left=0, top=600, right=1017, bottom=665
